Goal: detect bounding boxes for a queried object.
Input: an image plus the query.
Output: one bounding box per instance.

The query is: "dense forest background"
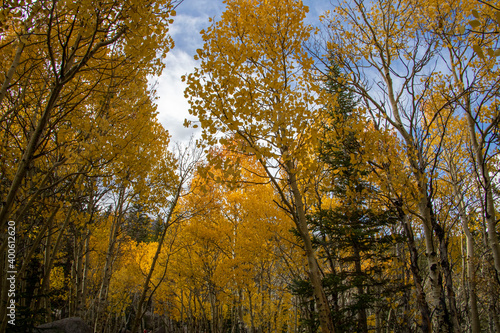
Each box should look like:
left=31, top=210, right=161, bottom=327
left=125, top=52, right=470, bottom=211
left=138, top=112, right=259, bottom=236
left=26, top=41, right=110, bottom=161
left=0, top=0, right=499, bottom=332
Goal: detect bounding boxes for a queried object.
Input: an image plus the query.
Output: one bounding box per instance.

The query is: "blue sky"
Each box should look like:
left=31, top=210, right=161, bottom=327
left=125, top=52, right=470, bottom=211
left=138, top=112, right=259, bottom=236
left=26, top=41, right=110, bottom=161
left=155, top=0, right=330, bottom=144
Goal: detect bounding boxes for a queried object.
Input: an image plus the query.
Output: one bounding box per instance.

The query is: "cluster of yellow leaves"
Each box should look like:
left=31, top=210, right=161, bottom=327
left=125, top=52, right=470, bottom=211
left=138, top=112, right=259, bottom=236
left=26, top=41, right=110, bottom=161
left=152, top=151, right=305, bottom=330
left=0, top=0, right=176, bottom=204
left=184, top=0, right=328, bottom=176
left=1, top=1, right=178, bottom=318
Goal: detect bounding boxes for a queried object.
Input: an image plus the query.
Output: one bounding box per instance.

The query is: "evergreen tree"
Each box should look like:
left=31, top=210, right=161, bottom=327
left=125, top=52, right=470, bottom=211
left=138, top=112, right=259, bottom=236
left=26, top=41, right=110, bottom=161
left=291, top=62, right=405, bottom=333
left=124, top=203, right=155, bottom=243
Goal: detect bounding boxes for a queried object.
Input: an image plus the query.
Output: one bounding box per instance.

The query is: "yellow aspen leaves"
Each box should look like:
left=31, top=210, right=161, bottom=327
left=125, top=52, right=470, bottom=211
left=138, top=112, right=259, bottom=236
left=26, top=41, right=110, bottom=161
left=183, top=0, right=324, bottom=170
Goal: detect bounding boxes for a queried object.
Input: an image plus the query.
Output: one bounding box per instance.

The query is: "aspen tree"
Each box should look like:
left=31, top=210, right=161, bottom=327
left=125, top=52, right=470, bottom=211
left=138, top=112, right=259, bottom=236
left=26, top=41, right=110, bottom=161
left=325, top=0, right=456, bottom=331
left=129, top=142, right=202, bottom=333
left=167, top=148, right=301, bottom=332
left=184, top=0, right=335, bottom=331
left=424, top=0, right=500, bottom=282
left=0, top=0, right=177, bottom=329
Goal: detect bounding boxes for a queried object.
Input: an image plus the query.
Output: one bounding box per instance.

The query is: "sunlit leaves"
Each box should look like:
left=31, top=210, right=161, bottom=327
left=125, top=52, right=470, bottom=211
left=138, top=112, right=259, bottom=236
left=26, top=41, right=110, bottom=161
left=164, top=151, right=302, bottom=330
left=184, top=0, right=325, bottom=174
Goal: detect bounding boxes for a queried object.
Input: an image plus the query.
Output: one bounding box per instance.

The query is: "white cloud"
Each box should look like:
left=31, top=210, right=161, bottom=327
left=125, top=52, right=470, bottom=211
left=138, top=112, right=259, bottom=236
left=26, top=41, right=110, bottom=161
left=155, top=49, right=199, bottom=144
left=153, top=2, right=225, bottom=145
left=153, top=0, right=326, bottom=145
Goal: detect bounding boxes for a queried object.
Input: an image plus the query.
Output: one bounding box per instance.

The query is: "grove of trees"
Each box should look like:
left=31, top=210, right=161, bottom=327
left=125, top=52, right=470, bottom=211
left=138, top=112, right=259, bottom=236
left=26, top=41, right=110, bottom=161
left=1, top=0, right=499, bottom=332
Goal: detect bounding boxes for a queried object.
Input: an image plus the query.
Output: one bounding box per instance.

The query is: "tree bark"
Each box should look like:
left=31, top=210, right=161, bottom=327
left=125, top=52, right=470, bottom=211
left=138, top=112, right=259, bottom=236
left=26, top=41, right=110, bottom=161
left=94, top=185, right=126, bottom=333
left=396, top=202, right=432, bottom=333
left=385, top=67, right=450, bottom=331
left=0, top=83, right=64, bottom=230
left=448, top=161, right=480, bottom=333
left=465, top=111, right=500, bottom=279
left=285, top=160, right=336, bottom=333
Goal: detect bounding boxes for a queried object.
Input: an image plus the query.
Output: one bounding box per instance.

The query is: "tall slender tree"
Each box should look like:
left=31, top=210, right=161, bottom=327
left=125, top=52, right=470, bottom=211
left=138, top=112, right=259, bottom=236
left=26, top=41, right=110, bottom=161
left=184, top=1, right=335, bottom=331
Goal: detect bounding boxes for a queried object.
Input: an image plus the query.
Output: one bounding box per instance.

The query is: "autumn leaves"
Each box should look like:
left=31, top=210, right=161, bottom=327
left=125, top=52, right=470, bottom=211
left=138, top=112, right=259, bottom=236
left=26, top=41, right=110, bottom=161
left=1, top=0, right=499, bottom=332
left=184, top=0, right=500, bottom=332
left=0, top=0, right=176, bottom=331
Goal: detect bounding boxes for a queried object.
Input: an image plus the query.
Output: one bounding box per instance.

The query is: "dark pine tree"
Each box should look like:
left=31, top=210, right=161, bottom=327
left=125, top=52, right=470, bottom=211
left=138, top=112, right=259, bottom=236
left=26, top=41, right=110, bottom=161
left=124, top=203, right=155, bottom=243
left=291, top=61, right=405, bottom=333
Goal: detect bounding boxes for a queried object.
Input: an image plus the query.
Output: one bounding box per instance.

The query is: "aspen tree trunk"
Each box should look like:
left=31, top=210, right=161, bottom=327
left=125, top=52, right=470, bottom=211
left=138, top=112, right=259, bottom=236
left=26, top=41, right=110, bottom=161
left=32, top=172, right=81, bottom=318
left=237, top=289, right=244, bottom=333
left=384, top=64, right=450, bottom=331
left=258, top=154, right=335, bottom=333
left=41, top=210, right=53, bottom=321
left=445, top=49, right=497, bottom=331
left=434, top=221, right=461, bottom=333
left=71, top=232, right=84, bottom=317
left=248, top=289, right=255, bottom=333
left=397, top=242, right=411, bottom=333
left=0, top=83, right=63, bottom=229
left=0, top=87, right=62, bottom=327
left=18, top=205, right=60, bottom=278
left=130, top=185, right=182, bottom=333
left=78, top=180, right=96, bottom=320
left=94, top=185, right=126, bottom=333
left=69, top=256, right=75, bottom=317
left=384, top=115, right=449, bottom=332
left=448, top=161, right=480, bottom=333
left=430, top=193, right=460, bottom=332
left=70, top=239, right=76, bottom=316
left=209, top=286, right=218, bottom=333
left=353, top=243, right=368, bottom=333
left=0, top=160, right=69, bottom=327
left=465, top=230, right=480, bottom=333
left=465, top=112, right=500, bottom=278
left=477, top=221, right=500, bottom=333
left=396, top=203, right=432, bottom=333
left=447, top=52, right=500, bottom=280
left=0, top=204, right=59, bottom=332
left=0, top=21, right=30, bottom=110
left=285, top=160, right=336, bottom=333
left=39, top=203, right=75, bottom=320
left=416, top=185, right=450, bottom=332
left=76, top=227, right=91, bottom=320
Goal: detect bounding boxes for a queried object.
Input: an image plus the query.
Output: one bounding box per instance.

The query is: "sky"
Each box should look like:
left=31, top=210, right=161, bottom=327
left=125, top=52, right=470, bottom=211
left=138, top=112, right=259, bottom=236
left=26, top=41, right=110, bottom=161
left=154, top=0, right=329, bottom=144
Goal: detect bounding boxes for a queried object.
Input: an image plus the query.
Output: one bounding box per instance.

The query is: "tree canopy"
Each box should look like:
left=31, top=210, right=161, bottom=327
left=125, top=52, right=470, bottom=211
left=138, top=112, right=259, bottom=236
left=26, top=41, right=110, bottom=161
left=1, top=1, right=499, bottom=332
